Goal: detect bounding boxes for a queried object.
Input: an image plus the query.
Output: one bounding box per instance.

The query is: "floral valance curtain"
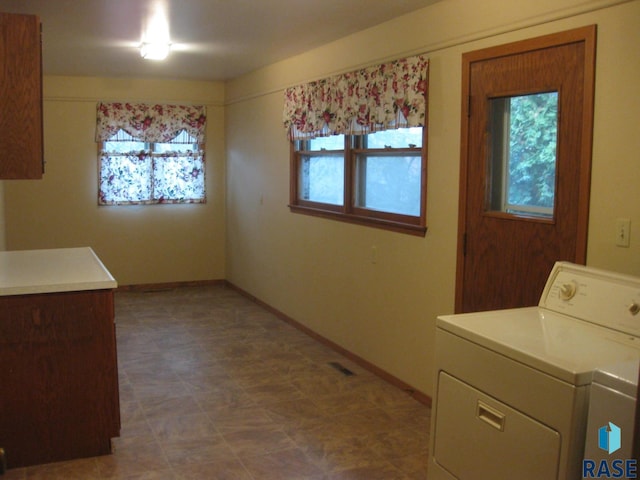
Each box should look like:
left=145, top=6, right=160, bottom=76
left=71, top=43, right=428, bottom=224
left=283, top=55, right=428, bottom=140
left=95, top=102, right=207, bottom=143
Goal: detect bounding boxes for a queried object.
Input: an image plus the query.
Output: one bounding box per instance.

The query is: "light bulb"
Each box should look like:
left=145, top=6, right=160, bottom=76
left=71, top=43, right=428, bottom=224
left=140, top=4, right=171, bottom=61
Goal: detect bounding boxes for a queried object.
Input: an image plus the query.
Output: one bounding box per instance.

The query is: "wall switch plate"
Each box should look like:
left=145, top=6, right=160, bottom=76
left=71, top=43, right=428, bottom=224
left=615, top=218, right=631, bottom=247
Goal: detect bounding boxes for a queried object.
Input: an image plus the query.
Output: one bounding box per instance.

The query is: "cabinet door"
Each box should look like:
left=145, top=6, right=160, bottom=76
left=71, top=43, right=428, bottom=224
left=0, top=13, right=44, bottom=179
left=0, top=290, right=119, bottom=468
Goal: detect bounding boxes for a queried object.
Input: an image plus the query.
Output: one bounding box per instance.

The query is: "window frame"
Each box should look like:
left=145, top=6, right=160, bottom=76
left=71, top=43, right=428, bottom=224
left=98, top=138, right=206, bottom=206
left=487, top=92, right=558, bottom=220
left=289, top=127, right=428, bottom=236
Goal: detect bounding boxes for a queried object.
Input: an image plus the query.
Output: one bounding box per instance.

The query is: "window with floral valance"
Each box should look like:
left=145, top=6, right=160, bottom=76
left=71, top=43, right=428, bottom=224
left=95, top=102, right=206, bottom=144
left=283, top=54, right=428, bottom=140
left=284, top=55, right=429, bottom=236
left=95, top=102, right=207, bottom=205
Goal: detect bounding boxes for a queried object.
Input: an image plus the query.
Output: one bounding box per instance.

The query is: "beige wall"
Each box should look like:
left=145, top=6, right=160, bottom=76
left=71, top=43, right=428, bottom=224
left=225, top=0, right=640, bottom=397
left=3, top=76, right=227, bottom=285
left=2, top=0, right=638, bottom=399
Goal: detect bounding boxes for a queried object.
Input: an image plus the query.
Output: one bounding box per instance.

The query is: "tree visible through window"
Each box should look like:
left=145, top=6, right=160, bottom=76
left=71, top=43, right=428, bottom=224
left=489, top=92, right=558, bottom=218
left=507, top=92, right=558, bottom=211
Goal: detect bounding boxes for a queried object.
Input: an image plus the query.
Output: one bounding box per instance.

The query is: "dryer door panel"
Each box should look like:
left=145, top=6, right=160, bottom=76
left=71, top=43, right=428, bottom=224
left=433, top=372, right=561, bottom=480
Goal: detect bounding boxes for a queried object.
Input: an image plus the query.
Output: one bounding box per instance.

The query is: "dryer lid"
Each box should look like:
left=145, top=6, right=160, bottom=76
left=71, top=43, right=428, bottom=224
left=437, top=307, right=640, bottom=385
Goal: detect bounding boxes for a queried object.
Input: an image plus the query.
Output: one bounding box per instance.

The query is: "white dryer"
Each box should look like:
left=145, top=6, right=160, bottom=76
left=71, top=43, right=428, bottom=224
left=428, top=262, right=640, bottom=480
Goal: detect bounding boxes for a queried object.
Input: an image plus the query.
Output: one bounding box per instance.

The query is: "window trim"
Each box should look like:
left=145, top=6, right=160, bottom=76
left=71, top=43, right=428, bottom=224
left=289, top=128, right=428, bottom=236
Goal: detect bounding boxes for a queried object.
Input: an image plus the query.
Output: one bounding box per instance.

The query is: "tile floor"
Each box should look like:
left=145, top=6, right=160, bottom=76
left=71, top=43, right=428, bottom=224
left=3, top=285, right=430, bottom=479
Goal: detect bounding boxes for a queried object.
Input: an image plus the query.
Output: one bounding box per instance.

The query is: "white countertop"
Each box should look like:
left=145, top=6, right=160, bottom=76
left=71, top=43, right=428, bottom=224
left=0, top=247, right=117, bottom=296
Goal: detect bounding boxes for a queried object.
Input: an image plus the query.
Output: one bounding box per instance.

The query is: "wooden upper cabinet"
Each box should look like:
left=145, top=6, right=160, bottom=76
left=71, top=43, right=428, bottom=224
left=0, top=12, right=44, bottom=179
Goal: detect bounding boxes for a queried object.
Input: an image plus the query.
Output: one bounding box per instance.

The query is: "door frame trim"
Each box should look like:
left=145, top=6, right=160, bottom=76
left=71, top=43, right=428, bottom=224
left=455, top=25, right=597, bottom=312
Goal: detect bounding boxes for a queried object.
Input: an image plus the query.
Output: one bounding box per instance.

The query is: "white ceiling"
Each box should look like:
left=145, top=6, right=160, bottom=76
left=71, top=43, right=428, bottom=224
left=1, top=0, right=440, bottom=81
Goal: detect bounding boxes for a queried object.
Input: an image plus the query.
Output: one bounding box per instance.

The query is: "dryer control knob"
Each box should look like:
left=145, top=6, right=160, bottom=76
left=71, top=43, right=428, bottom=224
left=629, top=302, right=640, bottom=316
left=559, top=282, right=577, bottom=301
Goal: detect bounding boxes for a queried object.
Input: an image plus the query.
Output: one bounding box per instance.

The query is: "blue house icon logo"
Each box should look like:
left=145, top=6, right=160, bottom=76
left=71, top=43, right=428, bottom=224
left=598, top=422, right=621, bottom=454
left=583, top=422, right=637, bottom=478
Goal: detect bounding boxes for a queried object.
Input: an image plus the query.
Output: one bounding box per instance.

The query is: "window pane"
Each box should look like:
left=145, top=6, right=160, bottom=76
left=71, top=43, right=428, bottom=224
left=354, top=154, right=421, bottom=216
left=489, top=92, right=558, bottom=217
left=100, top=126, right=206, bottom=205
left=170, top=130, right=198, bottom=144
left=99, top=153, right=152, bottom=204
left=154, top=143, right=199, bottom=153
left=153, top=154, right=206, bottom=203
left=364, top=127, right=423, bottom=149
left=104, top=140, right=146, bottom=153
left=299, top=154, right=344, bottom=205
left=308, top=135, right=345, bottom=151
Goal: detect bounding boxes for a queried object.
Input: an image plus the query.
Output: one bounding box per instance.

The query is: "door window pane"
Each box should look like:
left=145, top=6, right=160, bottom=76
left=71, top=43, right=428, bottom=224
left=488, top=92, right=558, bottom=218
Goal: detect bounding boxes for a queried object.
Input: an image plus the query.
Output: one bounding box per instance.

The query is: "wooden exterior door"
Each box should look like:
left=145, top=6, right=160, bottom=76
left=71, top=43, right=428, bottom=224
left=456, top=26, right=597, bottom=313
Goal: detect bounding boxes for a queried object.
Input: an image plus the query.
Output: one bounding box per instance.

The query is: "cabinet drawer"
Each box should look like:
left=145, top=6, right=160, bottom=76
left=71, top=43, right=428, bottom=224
left=0, top=295, right=96, bottom=344
left=433, top=372, right=561, bottom=480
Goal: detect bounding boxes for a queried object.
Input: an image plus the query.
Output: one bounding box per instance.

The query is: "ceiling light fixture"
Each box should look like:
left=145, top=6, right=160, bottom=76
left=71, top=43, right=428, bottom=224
left=140, top=4, right=171, bottom=61
left=140, top=41, right=171, bottom=60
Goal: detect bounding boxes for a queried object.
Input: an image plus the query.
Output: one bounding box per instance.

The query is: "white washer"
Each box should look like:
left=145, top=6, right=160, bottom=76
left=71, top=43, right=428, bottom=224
left=583, top=360, right=638, bottom=463
left=428, top=262, right=640, bottom=480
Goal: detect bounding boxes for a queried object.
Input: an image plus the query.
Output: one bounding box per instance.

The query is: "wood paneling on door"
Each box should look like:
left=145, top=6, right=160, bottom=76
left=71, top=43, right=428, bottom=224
left=456, top=26, right=596, bottom=312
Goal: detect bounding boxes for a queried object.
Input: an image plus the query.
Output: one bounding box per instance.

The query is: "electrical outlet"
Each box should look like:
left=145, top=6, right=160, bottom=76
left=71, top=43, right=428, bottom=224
left=615, top=218, right=631, bottom=247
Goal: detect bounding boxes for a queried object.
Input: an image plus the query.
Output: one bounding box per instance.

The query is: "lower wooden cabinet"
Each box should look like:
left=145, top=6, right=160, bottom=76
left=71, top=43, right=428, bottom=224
left=0, top=289, right=120, bottom=468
